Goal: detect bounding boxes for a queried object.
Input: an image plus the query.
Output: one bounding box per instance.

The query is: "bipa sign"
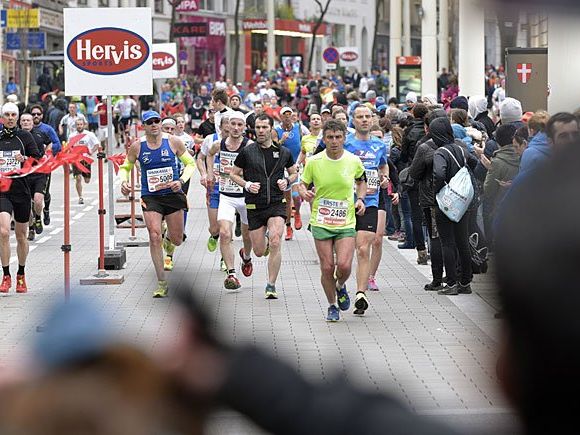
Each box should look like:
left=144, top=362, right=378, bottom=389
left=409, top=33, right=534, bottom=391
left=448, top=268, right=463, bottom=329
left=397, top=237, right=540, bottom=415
left=152, top=43, right=178, bottom=79
left=64, top=8, right=152, bottom=96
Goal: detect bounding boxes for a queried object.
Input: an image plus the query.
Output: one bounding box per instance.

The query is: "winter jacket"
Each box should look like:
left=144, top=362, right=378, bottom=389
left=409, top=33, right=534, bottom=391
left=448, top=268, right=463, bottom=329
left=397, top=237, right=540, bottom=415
left=433, top=140, right=478, bottom=194
left=519, top=132, right=550, bottom=175
left=400, top=119, right=426, bottom=167
left=475, top=111, right=496, bottom=138
left=483, top=145, right=520, bottom=217
left=409, top=139, right=438, bottom=208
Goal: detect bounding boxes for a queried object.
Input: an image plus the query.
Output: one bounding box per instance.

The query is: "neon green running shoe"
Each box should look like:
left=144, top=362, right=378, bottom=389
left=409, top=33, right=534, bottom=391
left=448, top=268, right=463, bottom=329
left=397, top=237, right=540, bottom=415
left=207, top=235, right=218, bottom=252
left=265, top=283, right=278, bottom=300
left=153, top=280, right=168, bottom=298
left=163, top=256, right=174, bottom=271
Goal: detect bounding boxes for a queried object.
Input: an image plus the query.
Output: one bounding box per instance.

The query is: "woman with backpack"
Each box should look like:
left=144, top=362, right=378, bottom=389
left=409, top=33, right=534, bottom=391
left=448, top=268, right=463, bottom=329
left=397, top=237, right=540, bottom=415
left=431, top=118, right=478, bottom=296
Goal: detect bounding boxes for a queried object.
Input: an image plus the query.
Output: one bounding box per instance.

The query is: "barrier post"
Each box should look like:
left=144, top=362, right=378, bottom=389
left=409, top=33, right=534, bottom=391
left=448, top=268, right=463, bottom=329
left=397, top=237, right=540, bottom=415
left=79, top=144, right=124, bottom=285
left=62, top=161, right=71, bottom=301
left=117, top=163, right=149, bottom=247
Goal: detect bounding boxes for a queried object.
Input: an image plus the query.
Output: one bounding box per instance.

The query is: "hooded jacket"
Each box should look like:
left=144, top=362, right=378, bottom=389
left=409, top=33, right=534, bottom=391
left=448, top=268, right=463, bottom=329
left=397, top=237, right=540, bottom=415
left=409, top=138, right=438, bottom=208
left=400, top=119, right=426, bottom=167
left=483, top=145, right=520, bottom=216
left=519, top=131, right=550, bottom=175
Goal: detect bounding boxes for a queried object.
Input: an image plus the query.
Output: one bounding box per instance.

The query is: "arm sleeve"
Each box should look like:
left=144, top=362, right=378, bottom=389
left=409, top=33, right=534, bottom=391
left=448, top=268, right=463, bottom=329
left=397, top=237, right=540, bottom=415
left=432, top=151, right=447, bottom=193
left=23, top=132, right=41, bottom=158
left=43, top=124, right=62, bottom=153
left=409, top=145, right=426, bottom=180
left=119, top=158, right=134, bottom=183
left=178, top=151, right=196, bottom=183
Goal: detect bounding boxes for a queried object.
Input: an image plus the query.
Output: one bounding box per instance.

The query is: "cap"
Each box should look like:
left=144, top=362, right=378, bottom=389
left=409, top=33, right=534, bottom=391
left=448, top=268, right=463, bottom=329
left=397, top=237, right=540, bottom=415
left=405, top=92, right=418, bottom=104
left=161, top=118, right=176, bottom=126
left=228, top=110, right=246, bottom=122
left=1, top=102, right=19, bottom=116
left=142, top=110, right=161, bottom=123
left=321, top=107, right=331, bottom=114
left=280, top=106, right=294, bottom=115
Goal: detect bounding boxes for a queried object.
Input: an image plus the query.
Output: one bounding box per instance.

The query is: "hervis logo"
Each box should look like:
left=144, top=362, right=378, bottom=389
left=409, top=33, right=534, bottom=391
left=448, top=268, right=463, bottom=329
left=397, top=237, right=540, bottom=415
left=340, top=51, right=359, bottom=62
left=153, top=52, right=175, bottom=71
left=67, top=27, right=149, bottom=75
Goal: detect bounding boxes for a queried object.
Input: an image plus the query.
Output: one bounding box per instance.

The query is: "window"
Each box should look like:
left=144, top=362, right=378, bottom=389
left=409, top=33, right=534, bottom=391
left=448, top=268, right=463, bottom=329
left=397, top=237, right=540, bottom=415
left=78, top=0, right=88, bottom=5
left=98, top=0, right=109, bottom=6
left=136, top=0, right=148, bottom=6
left=198, top=0, right=215, bottom=11
left=154, top=0, right=164, bottom=13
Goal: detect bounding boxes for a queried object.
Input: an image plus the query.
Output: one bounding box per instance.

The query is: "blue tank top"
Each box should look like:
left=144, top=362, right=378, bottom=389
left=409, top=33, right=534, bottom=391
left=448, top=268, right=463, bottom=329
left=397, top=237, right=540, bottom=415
left=275, top=123, right=301, bottom=161
left=139, top=134, right=180, bottom=196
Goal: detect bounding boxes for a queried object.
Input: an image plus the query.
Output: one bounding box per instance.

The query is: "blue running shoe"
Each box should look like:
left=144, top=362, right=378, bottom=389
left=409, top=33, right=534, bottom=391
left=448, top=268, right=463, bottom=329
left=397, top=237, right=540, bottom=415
left=326, top=305, right=340, bottom=322
left=336, top=284, right=350, bottom=311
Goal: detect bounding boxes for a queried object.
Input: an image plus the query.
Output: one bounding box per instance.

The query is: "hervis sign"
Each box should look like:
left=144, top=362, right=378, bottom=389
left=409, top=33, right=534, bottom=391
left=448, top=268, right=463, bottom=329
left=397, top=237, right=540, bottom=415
left=64, top=8, right=152, bottom=96
left=152, top=43, right=178, bottom=80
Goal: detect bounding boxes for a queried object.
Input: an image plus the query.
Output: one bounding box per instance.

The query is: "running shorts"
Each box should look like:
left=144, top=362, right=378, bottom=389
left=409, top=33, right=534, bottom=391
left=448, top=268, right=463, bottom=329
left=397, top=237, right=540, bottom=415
left=217, top=194, right=248, bottom=225
left=247, top=203, right=287, bottom=231
left=0, top=194, right=31, bottom=223
left=207, top=190, right=220, bottom=210
left=71, top=161, right=92, bottom=179
left=141, top=193, right=188, bottom=216
left=355, top=206, right=378, bottom=233
left=28, top=174, right=48, bottom=195
left=311, top=226, right=356, bottom=241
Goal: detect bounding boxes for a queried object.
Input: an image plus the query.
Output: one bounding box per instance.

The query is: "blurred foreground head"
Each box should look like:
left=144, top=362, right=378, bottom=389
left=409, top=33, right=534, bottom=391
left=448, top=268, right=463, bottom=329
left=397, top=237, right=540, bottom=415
left=0, top=297, right=208, bottom=435
left=495, top=143, right=580, bottom=433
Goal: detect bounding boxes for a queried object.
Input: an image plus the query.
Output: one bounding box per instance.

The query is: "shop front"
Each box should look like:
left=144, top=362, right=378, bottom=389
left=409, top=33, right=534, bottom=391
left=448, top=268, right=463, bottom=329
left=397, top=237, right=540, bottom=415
left=173, top=16, right=227, bottom=80
left=242, top=19, right=327, bottom=81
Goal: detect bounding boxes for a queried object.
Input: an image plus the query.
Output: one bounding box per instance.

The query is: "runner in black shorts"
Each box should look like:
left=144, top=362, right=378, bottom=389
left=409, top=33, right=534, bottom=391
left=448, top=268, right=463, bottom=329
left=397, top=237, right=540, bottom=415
left=230, top=114, right=297, bottom=299
left=19, top=113, right=50, bottom=241
left=0, top=103, right=42, bottom=293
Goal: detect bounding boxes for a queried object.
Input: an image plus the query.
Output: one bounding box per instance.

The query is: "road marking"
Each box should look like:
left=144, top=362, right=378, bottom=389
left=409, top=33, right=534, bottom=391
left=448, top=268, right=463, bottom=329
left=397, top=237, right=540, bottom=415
left=83, top=206, right=94, bottom=212
left=36, top=236, right=51, bottom=244
left=73, top=213, right=85, bottom=220
left=50, top=228, right=63, bottom=235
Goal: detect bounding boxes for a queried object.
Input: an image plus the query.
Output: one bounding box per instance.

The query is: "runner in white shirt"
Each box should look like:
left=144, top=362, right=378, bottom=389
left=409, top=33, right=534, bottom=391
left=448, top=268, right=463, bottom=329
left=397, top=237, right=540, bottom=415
left=59, top=102, right=87, bottom=141
left=114, top=95, right=137, bottom=144
left=68, top=118, right=99, bottom=204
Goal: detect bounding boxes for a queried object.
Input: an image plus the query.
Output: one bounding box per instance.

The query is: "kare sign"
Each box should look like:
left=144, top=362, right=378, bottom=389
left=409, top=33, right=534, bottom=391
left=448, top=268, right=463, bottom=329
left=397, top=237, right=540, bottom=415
left=152, top=43, right=178, bottom=80
left=64, top=8, right=152, bottom=96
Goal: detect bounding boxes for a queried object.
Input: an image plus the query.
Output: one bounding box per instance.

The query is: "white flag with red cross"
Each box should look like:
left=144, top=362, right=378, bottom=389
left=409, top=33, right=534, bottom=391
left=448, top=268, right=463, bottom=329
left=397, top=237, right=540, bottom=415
left=517, top=63, right=532, bottom=84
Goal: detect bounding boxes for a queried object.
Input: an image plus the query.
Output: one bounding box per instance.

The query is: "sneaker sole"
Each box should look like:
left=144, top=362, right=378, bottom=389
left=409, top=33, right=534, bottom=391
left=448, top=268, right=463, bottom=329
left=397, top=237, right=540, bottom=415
left=354, top=296, right=369, bottom=311
left=326, top=317, right=339, bottom=322
left=265, top=293, right=278, bottom=300
left=224, top=282, right=241, bottom=290
left=353, top=308, right=366, bottom=315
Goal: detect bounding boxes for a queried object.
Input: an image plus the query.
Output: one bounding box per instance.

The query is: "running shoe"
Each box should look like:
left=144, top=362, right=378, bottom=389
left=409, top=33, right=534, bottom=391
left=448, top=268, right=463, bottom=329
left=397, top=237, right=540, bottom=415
left=153, top=281, right=168, bottom=298
left=368, top=276, right=379, bottom=291
left=163, top=256, right=174, bottom=271
left=0, top=275, right=11, bottom=293
left=294, top=212, right=303, bottom=230
left=326, top=305, right=340, bottom=322
left=336, top=283, right=351, bottom=311
left=27, top=227, right=35, bottom=241
left=239, top=248, right=253, bottom=277
left=207, top=235, right=218, bottom=252
left=43, top=209, right=50, bottom=226
left=438, top=284, right=458, bottom=296
left=34, top=217, right=43, bottom=234
left=16, top=275, right=27, bottom=293
left=162, top=236, right=175, bottom=256
left=78, top=197, right=84, bottom=205
left=458, top=282, right=473, bottom=294
left=354, top=291, right=369, bottom=315
left=224, top=274, right=241, bottom=290
left=424, top=281, right=444, bottom=291
left=265, top=283, right=278, bottom=300
left=285, top=225, right=293, bottom=241
left=220, top=257, right=227, bottom=272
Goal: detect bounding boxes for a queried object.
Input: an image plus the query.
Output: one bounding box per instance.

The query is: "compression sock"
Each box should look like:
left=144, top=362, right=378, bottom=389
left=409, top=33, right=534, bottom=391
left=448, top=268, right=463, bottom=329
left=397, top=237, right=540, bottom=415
left=3, top=266, right=10, bottom=276
left=17, top=265, right=25, bottom=275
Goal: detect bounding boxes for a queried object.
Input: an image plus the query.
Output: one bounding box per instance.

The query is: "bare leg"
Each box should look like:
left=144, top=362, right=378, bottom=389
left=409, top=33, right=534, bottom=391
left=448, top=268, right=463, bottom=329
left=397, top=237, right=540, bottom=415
left=334, top=236, right=356, bottom=288
left=314, top=238, right=338, bottom=304
left=241, top=223, right=252, bottom=259
left=14, top=222, right=29, bottom=266
left=219, top=220, right=234, bottom=270
left=143, top=211, right=165, bottom=281
left=370, top=210, right=386, bottom=277
left=355, top=230, right=375, bottom=293
left=75, top=175, right=82, bottom=199
left=165, top=210, right=184, bottom=246
left=33, top=192, right=44, bottom=216
left=207, top=208, right=219, bottom=237
left=265, top=217, right=285, bottom=285
left=0, top=213, right=11, bottom=267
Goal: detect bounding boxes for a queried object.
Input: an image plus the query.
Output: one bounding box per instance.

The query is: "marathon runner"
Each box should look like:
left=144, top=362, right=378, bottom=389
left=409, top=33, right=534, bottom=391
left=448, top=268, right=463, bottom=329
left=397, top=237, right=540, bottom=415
left=18, top=113, right=50, bottom=241
left=28, top=104, right=61, bottom=227
left=296, top=112, right=322, bottom=167
left=275, top=106, right=305, bottom=240
left=119, top=110, right=196, bottom=298
left=230, top=114, right=298, bottom=299
left=206, top=111, right=253, bottom=290
left=0, top=103, right=42, bottom=293
left=346, top=105, right=389, bottom=315
left=173, top=114, right=196, bottom=240
left=68, top=118, right=100, bottom=205
left=59, top=102, right=86, bottom=141
left=299, top=119, right=367, bottom=322
left=197, top=116, right=230, bottom=260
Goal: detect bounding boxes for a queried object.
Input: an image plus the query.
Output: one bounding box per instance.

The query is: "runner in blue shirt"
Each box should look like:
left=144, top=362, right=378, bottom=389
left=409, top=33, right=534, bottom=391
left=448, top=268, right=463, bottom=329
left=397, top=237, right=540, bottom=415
left=345, top=105, right=389, bottom=316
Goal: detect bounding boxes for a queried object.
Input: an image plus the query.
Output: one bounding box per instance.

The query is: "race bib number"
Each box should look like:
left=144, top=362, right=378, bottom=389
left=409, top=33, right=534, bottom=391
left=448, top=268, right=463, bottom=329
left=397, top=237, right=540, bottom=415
left=0, top=150, right=20, bottom=174
left=219, top=151, right=243, bottom=194
left=146, top=167, right=174, bottom=192
left=365, top=169, right=379, bottom=195
left=316, top=198, right=348, bottom=227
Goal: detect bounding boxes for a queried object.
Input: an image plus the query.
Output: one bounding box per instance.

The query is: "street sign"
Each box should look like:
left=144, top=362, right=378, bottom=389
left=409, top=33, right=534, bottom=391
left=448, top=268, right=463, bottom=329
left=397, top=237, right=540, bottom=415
left=338, top=47, right=361, bottom=69
left=1, top=10, right=6, bottom=28
left=64, top=7, right=152, bottom=96
left=6, top=31, right=46, bottom=50
left=7, top=9, right=40, bottom=28
left=152, top=43, right=178, bottom=79
left=175, top=0, right=199, bottom=11
left=322, top=47, right=339, bottom=64
left=325, top=63, right=337, bottom=70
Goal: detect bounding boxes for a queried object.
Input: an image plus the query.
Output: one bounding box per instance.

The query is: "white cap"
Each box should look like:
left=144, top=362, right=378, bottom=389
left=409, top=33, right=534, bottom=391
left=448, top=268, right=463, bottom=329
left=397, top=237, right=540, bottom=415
left=228, top=111, right=246, bottom=122
left=406, top=92, right=418, bottom=104
left=280, top=106, right=293, bottom=115
left=6, top=94, right=18, bottom=103
left=161, top=118, right=176, bottom=127
left=1, top=102, right=19, bottom=116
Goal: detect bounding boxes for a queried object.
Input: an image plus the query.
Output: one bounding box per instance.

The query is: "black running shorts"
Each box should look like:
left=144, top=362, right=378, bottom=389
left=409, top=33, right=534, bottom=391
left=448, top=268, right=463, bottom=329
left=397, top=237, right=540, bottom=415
left=355, top=206, right=378, bottom=233
left=141, top=193, right=188, bottom=216
left=0, top=195, right=31, bottom=223
left=247, top=203, right=287, bottom=231
left=28, top=175, right=48, bottom=195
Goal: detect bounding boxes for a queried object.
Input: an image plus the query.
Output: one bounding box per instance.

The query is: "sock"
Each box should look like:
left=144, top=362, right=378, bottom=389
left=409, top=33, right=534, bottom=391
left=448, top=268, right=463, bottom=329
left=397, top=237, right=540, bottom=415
left=34, top=213, right=41, bottom=220
left=212, top=234, right=219, bottom=240
left=242, top=249, right=251, bottom=261
left=286, top=222, right=291, bottom=227
left=17, top=265, right=25, bottom=275
left=3, top=266, right=9, bottom=276
left=228, top=269, right=236, bottom=276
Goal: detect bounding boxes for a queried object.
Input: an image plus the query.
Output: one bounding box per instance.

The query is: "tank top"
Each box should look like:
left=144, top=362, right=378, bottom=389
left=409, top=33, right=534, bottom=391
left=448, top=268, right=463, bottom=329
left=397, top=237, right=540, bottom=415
left=211, top=133, right=220, bottom=195
left=139, top=133, right=180, bottom=196
left=219, top=137, right=249, bottom=198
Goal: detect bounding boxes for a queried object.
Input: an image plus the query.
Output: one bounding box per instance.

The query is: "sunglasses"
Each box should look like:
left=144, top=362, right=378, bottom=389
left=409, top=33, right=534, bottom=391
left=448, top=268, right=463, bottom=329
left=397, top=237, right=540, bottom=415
left=31, top=112, right=43, bottom=116
left=145, top=118, right=161, bottom=125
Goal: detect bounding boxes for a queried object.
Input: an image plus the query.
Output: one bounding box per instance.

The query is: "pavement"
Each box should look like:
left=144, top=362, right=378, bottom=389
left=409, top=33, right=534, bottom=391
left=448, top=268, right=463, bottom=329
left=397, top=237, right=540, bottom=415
left=0, top=166, right=521, bottom=434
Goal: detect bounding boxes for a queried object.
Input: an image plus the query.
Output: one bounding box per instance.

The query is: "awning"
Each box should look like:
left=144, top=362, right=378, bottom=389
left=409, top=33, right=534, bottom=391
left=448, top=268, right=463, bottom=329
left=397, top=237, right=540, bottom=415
left=30, top=51, right=63, bottom=62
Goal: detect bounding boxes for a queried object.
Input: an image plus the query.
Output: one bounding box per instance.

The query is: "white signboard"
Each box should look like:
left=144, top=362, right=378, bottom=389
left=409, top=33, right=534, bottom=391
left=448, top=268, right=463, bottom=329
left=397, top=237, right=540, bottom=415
left=64, top=8, right=152, bottom=96
left=152, top=43, right=178, bottom=80
left=338, top=46, right=361, bottom=70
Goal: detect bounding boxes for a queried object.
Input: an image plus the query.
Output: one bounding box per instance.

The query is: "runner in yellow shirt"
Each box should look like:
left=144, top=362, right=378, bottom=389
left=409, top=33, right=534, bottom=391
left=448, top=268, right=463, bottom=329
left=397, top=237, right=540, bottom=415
left=299, top=119, right=367, bottom=322
left=296, top=112, right=322, bottom=167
